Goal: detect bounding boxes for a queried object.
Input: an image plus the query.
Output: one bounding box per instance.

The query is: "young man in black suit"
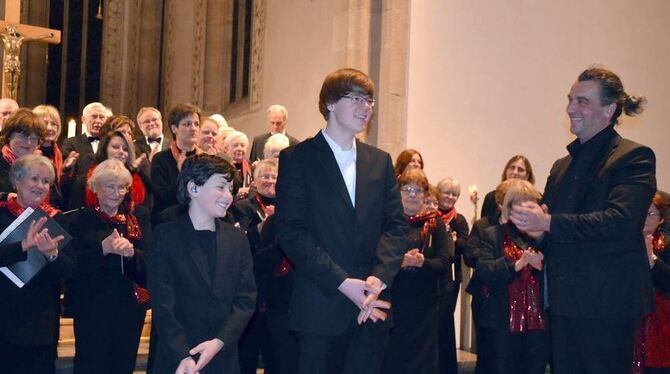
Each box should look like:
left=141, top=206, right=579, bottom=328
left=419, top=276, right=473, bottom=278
left=276, top=68, right=408, bottom=374
left=248, top=104, right=299, bottom=162
left=511, top=66, right=656, bottom=374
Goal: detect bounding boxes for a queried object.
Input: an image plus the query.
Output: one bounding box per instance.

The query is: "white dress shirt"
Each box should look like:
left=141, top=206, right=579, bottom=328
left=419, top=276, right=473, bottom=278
left=322, top=130, right=357, bottom=207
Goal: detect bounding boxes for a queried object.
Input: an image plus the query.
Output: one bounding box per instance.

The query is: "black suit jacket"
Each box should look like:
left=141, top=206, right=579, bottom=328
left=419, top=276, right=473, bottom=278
left=148, top=213, right=256, bottom=373
left=150, top=149, right=180, bottom=220
left=61, top=134, right=96, bottom=178
left=134, top=136, right=172, bottom=160
left=542, top=128, right=656, bottom=319
left=249, top=132, right=299, bottom=162
left=276, top=131, right=408, bottom=335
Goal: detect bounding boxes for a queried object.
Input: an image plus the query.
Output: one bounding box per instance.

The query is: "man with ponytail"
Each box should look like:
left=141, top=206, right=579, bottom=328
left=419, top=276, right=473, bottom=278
left=509, top=66, right=656, bottom=374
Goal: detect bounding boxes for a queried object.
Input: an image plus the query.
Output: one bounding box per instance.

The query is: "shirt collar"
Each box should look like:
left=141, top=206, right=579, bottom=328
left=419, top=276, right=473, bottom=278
left=321, top=129, right=356, bottom=154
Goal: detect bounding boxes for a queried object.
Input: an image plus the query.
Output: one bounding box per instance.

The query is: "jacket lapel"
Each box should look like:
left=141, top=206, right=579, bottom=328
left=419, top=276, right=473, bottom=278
left=312, top=132, right=355, bottom=211
left=354, top=141, right=372, bottom=218
left=211, top=220, right=231, bottom=297
left=181, top=215, right=212, bottom=288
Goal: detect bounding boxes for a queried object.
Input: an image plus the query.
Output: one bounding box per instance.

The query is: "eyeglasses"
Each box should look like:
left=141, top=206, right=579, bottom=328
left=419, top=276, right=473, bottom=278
left=12, top=132, right=41, bottom=144
left=341, top=95, right=376, bottom=108
left=647, top=211, right=661, bottom=218
left=258, top=174, right=277, bottom=181
left=400, top=185, right=424, bottom=195
left=103, top=185, right=129, bottom=194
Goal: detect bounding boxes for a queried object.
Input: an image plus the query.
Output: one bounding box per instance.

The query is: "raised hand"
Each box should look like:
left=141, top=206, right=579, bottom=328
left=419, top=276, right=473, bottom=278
left=64, top=151, right=80, bottom=168
left=132, top=153, right=148, bottom=169
left=190, top=338, right=224, bottom=372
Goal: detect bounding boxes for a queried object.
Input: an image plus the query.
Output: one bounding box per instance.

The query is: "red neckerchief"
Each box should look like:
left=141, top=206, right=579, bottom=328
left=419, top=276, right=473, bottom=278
left=502, top=223, right=545, bottom=332
left=0, top=195, right=61, bottom=217
left=83, top=164, right=146, bottom=208
left=51, top=143, right=64, bottom=184
left=406, top=211, right=438, bottom=251
left=255, top=194, right=275, bottom=217
left=437, top=207, right=457, bottom=225
left=235, top=159, right=253, bottom=187
left=93, top=202, right=143, bottom=241
left=1, top=144, right=18, bottom=165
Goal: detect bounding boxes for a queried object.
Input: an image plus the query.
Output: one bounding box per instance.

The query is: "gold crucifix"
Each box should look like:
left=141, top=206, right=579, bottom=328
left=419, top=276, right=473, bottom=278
left=0, top=0, right=61, bottom=100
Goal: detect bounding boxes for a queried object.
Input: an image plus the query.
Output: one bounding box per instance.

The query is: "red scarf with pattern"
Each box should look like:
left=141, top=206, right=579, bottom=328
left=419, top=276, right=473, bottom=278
left=0, top=195, right=61, bottom=218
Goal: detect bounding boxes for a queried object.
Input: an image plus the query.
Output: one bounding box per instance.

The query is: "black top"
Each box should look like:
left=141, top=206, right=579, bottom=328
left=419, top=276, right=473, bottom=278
left=193, top=229, right=217, bottom=282
left=150, top=149, right=180, bottom=220
left=480, top=190, right=499, bottom=220
left=440, top=209, right=469, bottom=283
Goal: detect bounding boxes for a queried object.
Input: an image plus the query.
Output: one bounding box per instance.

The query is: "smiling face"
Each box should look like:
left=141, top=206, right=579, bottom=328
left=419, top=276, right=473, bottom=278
left=329, top=91, right=374, bottom=137
left=138, top=109, right=163, bottom=139
left=400, top=183, right=425, bottom=216
left=439, top=183, right=461, bottom=211
left=566, top=80, right=614, bottom=143
left=15, top=163, right=52, bottom=208
left=190, top=174, right=234, bottom=219
left=106, top=135, right=130, bottom=164
left=255, top=165, right=277, bottom=198
left=227, top=137, right=248, bottom=164
left=82, top=107, right=108, bottom=137
left=94, top=180, right=129, bottom=215
left=42, top=115, right=60, bottom=144
left=198, top=120, right=218, bottom=152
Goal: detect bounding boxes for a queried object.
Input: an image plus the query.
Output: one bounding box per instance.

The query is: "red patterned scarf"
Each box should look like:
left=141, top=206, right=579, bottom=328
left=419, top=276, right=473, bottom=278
left=503, top=223, right=545, bottom=333
left=437, top=207, right=457, bottom=225
left=1, top=144, right=18, bottom=166
left=93, top=202, right=143, bottom=241
left=83, top=164, right=146, bottom=208
left=0, top=195, right=61, bottom=218
left=406, top=211, right=438, bottom=252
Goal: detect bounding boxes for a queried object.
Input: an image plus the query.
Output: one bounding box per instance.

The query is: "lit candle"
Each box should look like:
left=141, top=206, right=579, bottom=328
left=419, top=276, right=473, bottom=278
left=67, top=119, right=76, bottom=138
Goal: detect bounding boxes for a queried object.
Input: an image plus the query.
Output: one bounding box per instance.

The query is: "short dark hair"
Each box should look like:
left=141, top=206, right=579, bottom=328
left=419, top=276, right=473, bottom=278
left=394, top=148, right=423, bottom=177
left=0, top=108, right=46, bottom=146
left=176, top=154, right=234, bottom=204
left=501, top=155, right=535, bottom=184
left=578, top=66, right=646, bottom=127
left=318, top=68, right=375, bottom=120
left=167, top=103, right=201, bottom=140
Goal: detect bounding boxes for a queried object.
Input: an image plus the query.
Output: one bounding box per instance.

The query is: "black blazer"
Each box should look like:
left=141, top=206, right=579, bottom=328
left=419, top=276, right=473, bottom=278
left=150, top=149, right=180, bottom=220
left=276, top=131, right=408, bottom=335
left=61, top=134, right=96, bottom=178
left=475, top=223, right=545, bottom=329
left=134, top=136, right=172, bottom=160
left=464, top=215, right=499, bottom=299
left=542, top=128, right=656, bottom=319
left=248, top=132, right=299, bottom=162
left=148, top=213, right=256, bottom=373
left=0, top=209, right=74, bottom=347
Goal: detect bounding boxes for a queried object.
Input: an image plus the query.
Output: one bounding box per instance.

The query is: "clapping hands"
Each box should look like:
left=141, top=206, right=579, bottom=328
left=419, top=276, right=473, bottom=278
left=101, top=229, right=134, bottom=257
left=401, top=248, right=425, bottom=268
left=21, top=217, right=64, bottom=257
left=514, top=250, right=543, bottom=272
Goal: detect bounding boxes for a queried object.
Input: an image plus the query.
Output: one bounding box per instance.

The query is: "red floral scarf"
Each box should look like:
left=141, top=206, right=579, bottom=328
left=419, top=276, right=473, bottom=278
left=0, top=195, right=61, bottom=218
left=406, top=211, right=438, bottom=252
left=93, top=202, right=143, bottom=241
left=83, top=164, right=146, bottom=208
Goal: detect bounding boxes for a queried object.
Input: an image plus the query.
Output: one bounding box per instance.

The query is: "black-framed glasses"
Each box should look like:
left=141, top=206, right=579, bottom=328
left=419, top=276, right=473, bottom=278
left=341, top=95, right=376, bottom=107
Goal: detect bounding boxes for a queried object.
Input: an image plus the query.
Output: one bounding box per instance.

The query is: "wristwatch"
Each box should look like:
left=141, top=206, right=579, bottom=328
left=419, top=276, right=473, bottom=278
left=46, top=250, right=59, bottom=262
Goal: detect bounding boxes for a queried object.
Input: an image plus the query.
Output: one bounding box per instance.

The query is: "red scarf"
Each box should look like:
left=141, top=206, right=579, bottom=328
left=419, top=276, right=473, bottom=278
left=0, top=195, right=61, bottom=218
left=236, top=158, right=253, bottom=187
left=406, top=211, right=438, bottom=252
left=83, top=164, right=146, bottom=208
left=1, top=144, right=18, bottom=165
left=503, top=223, right=545, bottom=333
left=437, top=207, right=457, bottom=225
left=50, top=143, right=65, bottom=184
left=93, top=203, right=143, bottom=241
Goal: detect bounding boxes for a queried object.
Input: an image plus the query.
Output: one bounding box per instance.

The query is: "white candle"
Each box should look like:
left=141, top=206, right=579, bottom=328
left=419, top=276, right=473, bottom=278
left=67, top=119, right=76, bottom=138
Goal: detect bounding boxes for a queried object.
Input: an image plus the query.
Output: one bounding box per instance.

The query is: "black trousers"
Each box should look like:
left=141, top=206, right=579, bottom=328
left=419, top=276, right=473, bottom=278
left=239, top=310, right=275, bottom=374
left=297, top=317, right=389, bottom=374
left=73, top=300, right=146, bottom=374
left=480, top=326, right=549, bottom=374
left=266, top=311, right=299, bottom=374
left=438, top=281, right=459, bottom=374
left=0, top=343, right=56, bottom=374
left=552, top=315, right=639, bottom=374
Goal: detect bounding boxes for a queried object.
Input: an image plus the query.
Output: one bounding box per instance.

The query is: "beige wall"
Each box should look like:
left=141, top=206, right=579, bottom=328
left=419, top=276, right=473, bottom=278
left=407, top=0, right=670, bottom=217
left=228, top=0, right=350, bottom=142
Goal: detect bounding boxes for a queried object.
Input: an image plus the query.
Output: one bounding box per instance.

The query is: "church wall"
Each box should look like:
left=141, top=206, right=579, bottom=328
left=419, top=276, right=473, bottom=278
left=225, top=0, right=349, bottom=143
left=406, top=0, right=670, bottom=216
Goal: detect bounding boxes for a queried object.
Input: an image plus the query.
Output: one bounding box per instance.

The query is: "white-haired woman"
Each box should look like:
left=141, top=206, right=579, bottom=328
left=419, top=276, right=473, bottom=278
left=225, top=130, right=252, bottom=199
left=263, top=133, right=290, bottom=162
left=65, top=159, right=151, bottom=374
left=0, top=155, right=72, bottom=374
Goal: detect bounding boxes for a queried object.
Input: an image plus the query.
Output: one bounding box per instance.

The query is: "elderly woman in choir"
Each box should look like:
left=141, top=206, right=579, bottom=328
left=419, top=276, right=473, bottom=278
left=633, top=191, right=670, bottom=374
left=0, top=155, right=72, bottom=374
left=68, top=130, right=152, bottom=211
left=65, top=159, right=151, bottom=374
left=481, top=155, right=535, bottom=219
left=393, top=148, right=424, bottom=178
left=197, top=117, right=219, bottom=155
left=435, top=177, right=470, bottom=373
left=233, top=159, right=298, bottom=374
left=383, top=168, right=452, bottom=374
left=225, top=130, right=252, bottom=199
left=475, top=179, right=548, bottom=374
left=263, top=133, right=290, bottom=162
left=0, top=109, right=45, bottom=193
